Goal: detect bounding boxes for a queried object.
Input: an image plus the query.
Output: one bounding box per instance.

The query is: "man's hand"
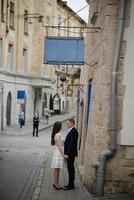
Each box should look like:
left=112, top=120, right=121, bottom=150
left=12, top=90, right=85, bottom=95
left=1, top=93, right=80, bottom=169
left=64, top=155, right=69, bottom=160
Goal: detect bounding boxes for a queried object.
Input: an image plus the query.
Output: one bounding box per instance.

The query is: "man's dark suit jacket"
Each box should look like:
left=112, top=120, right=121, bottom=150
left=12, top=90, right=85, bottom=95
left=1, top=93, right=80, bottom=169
left=33, top=117, right=39, bottom=127
left=64, top=127, right=78, bottom=157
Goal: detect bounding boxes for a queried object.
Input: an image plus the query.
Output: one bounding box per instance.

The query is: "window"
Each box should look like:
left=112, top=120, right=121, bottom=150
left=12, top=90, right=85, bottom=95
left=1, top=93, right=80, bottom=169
left=58, top=14, right=61, bottom=36
left=22, top=48, right=27, bottom=72
left=46, top=16, right=50, bottom=35
left=46, top=16, right=50, bottom=25
left=47, top=1, right=52, bottom=12
left=9, top=1, right=14, bottom=29
left=62, top=101, right=64, bottom=110
left=64, top=21, right=66, bottom=36
left=1, top=0, right=4, bottom=22
left=24, top=10, right=28, bottom=34
left=8, top=44, right=13, bottom=71
left=0, top=38, right=3, bottom=68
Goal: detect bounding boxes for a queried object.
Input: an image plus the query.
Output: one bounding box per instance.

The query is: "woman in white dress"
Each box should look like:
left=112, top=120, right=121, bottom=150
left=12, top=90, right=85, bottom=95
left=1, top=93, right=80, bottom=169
left=51, top=122, right=64, bottom=190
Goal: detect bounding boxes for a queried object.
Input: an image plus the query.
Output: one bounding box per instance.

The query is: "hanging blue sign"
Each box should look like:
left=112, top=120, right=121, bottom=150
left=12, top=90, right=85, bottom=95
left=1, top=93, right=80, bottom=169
left=44, top=37, right=84, bottom=65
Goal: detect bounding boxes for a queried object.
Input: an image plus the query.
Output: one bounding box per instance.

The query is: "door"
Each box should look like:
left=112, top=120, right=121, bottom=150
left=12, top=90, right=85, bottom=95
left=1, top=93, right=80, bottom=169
left=6, top=92, right=12, bottom=125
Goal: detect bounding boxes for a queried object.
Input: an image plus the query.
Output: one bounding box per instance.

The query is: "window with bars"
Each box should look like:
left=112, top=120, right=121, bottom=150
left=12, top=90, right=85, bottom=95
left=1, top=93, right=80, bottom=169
left=24, top=10, right=28, bottom=35
left=8, top=44, right=13, bottom=71
left=9, top=1, right=14, bottom=29
left=22, top=48, right=27, bottom=72
left=0, top=38, right=3, bottom=68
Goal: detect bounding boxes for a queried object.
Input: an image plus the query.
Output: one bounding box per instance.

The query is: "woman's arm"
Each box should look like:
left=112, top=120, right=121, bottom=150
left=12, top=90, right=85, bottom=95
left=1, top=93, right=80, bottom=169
left=55, top=134, right=64, bottom=157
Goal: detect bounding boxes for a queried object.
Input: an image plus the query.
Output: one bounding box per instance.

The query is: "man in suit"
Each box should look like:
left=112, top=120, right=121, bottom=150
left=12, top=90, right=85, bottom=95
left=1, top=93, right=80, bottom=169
left=33, top=112, right=39, bottom=137
left=63, top=118, right=78, bottom=190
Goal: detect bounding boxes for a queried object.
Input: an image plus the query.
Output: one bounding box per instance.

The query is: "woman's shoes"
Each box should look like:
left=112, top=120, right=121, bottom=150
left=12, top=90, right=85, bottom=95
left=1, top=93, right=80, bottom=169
left=53, top=184, right=62, bottom=190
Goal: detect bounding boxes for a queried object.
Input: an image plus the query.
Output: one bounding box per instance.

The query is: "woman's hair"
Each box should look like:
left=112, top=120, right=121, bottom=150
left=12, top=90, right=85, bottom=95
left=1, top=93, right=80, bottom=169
left=51, top=121, right=62, bottom=145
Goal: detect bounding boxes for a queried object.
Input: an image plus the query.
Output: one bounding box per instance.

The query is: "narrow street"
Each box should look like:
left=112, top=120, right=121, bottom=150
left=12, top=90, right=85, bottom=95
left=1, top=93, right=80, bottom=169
left=0, top=120, right=134, bottom=200
left=0, top=125, right=54, bottom=200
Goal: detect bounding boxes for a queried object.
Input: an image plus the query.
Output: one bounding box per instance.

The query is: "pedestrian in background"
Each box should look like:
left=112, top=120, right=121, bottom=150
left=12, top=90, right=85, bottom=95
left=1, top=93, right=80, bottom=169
left=19, top=109, right=24, bottom=128
left=33, top=112, right=39, bottom=137
left=44, top=107, right=49, bottom=124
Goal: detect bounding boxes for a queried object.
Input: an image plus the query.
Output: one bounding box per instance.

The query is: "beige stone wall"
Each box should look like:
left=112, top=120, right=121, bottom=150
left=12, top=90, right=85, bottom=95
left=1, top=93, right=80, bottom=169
left=0, top=0, right=53, bottom=77
left=79, top=0, right=134, bottom=193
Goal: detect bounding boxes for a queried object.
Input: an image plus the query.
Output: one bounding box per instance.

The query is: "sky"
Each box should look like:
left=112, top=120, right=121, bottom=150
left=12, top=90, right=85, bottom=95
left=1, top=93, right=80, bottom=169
left=65, top=0, right=89, bottom=22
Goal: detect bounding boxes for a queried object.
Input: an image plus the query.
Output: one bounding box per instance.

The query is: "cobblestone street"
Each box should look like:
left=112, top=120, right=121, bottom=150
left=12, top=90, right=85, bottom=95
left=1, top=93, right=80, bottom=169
left=0, top=113, right=134, bottom=200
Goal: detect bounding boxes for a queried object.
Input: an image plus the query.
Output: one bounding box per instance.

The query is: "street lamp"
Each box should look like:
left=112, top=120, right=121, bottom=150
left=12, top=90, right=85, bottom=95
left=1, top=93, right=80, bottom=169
left=60, top=74, right=66, bottom=82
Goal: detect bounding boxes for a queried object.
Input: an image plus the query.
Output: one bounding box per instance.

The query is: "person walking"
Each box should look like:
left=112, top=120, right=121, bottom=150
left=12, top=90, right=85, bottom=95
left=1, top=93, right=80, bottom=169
left=19, top=109, right=24, bottom=128
left=44, top=107, right=49, bottom=124
left=33, top=112, right=39, bottom=137
left=63, top=118, right=78, bottom=190
left=51, top=122, right=65, bottom=190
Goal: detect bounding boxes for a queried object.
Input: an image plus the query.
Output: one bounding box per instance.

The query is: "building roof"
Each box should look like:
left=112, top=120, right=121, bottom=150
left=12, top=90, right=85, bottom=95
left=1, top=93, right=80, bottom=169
left=57, top=0, right=87, bottom=25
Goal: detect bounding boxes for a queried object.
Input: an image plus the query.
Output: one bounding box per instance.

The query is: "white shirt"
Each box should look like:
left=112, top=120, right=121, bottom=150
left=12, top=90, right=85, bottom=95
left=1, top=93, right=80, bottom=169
left=68, top=126, right=75, bottom=133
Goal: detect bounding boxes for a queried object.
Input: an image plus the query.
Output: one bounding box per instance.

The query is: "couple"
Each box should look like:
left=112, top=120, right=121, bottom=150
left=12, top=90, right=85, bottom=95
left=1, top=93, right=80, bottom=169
left=51, top=118, right=78, bottom=190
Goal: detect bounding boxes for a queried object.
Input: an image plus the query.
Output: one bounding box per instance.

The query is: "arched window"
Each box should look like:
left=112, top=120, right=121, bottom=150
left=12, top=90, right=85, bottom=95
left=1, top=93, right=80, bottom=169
left=53, top=94, right=61, bottom=114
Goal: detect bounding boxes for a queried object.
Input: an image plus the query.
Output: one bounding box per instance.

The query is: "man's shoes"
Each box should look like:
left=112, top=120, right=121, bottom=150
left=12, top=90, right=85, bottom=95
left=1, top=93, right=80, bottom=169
left=63, top=185, right=69, bottom=189
left=63, top=185, right=75, bottom=190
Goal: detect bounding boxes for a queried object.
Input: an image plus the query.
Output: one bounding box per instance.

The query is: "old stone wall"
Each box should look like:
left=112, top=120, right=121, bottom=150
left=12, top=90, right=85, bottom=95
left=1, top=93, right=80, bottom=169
left=80, top=0, right=134, bottom=193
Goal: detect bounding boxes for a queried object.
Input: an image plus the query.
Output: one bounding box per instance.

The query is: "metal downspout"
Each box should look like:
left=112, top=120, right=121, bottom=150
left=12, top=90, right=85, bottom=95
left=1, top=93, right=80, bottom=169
left=1, top=87, right=4, bottom=130
left=95, top=0, right=126, bottom=196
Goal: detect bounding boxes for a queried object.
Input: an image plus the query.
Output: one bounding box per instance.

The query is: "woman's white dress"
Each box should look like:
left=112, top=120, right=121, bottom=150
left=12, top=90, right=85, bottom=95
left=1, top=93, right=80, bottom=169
left=51, top=132, right=65, bottom=169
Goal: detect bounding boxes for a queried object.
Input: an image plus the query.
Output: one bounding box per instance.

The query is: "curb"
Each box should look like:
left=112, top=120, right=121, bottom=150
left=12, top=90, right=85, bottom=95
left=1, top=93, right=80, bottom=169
left=32, top=152, right=50, bottom=200
left=24, top=114, right=75, bottom=136
left=0, top=114, right=75, bottom=137
left=38, top=116, right=74, bottom=132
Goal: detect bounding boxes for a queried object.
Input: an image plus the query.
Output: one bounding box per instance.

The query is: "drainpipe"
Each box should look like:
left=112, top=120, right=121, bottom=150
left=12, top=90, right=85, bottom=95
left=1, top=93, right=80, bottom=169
left=1, top=87, right=4, bottom=130
left=95, top=0, right=126, bottom=196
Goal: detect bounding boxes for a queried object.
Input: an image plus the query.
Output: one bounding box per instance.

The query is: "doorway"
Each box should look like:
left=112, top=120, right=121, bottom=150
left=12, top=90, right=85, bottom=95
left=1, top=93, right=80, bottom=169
left=6, top=92, right=12, bottom=125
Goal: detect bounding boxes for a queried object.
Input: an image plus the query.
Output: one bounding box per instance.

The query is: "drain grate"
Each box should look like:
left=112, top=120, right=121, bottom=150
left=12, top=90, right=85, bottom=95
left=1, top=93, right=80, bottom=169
left=0, top=149, right=9, bottom=152
left=31, top=153, right=39, bottom=155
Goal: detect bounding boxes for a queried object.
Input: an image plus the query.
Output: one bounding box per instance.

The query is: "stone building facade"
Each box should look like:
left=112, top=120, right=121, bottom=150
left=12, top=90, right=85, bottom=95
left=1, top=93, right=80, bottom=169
left=0, top=0, right=86, bottom=130
left=77, top=0, right=134, bottom=194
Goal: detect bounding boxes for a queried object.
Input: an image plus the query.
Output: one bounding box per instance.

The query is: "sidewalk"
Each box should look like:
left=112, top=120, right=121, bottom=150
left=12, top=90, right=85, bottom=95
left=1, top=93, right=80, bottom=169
left=38, top=152, right=134, bottom=200
left=0, top=111, right=75, bottom=136
left=38, top=152, right=92, bottom=200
